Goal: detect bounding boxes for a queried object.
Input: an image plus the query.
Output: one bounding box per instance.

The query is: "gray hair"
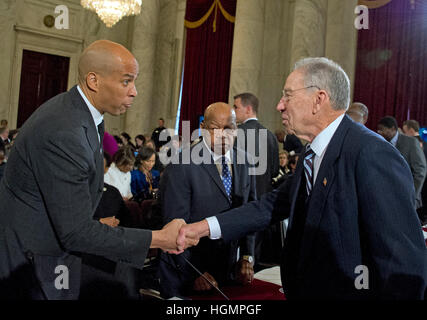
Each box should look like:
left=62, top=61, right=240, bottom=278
left=294, top=57, right=350, bottom=111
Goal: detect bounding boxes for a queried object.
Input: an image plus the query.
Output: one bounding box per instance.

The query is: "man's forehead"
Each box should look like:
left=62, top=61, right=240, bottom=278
left=284, top=70, right=303, bottom=89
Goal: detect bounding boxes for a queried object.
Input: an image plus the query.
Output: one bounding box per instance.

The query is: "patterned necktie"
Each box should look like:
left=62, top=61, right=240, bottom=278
left=97, top=120, right=105, bottom=152
left=221, top=157, right=232, bottom=202
left=304, top=145, right=315, bottom=196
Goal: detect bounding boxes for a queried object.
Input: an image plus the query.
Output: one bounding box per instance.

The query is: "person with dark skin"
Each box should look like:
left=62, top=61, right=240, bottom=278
left=158, top=102, right=257, bottom=298
left=0, top=40, right=197, bottom=299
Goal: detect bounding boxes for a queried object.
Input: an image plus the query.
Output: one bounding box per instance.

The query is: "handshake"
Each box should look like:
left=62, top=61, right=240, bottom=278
left=150, top=219, right=210, bottom=254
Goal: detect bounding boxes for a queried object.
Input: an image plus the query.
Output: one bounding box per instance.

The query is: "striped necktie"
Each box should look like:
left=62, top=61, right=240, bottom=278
left=304, top=145, right=315, bottom=196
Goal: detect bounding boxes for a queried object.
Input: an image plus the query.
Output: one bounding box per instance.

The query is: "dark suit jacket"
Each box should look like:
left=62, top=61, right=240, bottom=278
left=283, top=134, right=303, bottom=154
left=158, top=141, right=257, bottom=298
left=237, top=119, right=279, bottom=196
left=395, top=133, right=426, bottom=208
left=213, top=116, right=427, bottom=300
left=0, top=86, right=151, bottom=299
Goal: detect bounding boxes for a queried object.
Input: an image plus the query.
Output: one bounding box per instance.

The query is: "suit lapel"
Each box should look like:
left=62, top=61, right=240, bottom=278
left=69, top=86, right=104, bottom=207
left=297, top=116, right=352, bottom=270
left=69, top=86, right=101, bottom=154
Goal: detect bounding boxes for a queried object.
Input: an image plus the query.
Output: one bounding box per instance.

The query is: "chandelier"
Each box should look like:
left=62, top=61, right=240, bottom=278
left=81, top=0, right=142, bottom=28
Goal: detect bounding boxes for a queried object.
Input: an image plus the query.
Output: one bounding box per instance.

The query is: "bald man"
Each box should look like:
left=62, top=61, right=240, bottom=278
left=346, top=102, right=369, bottom=125
left=158, top=102, right=257, bottom=299
left=0, top=40, right=195, bottom=300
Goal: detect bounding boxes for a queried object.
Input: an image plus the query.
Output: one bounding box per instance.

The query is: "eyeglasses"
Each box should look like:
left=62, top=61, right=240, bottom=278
left=281, top=85, right=320, bottom=102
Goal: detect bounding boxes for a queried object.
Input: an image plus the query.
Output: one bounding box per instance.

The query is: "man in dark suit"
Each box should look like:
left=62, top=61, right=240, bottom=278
left=377, top=116, right=426, bottom=210
left=151, top=118, right=166, bottom=151
left=403, top=119, right=427, bottom=225
left=158, top=102, right=257, bottom=298
left=179, top=57, right=427, bottom=299
left=0, top=40, right=196, bottom=300
left=233, top=92, right=280, bottom=266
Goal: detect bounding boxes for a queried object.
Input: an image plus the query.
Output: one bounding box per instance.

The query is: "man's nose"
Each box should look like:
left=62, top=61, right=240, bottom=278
left=129, top=84, right=137, bottom=97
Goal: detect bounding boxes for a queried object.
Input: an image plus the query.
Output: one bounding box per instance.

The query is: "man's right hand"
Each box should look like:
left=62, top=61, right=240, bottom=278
left=151, top=219, right=199, bottom=253
left=193, top=272, right=218, bottom=291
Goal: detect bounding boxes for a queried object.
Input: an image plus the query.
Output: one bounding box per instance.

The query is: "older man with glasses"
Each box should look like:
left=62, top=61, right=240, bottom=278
left=180, top=57, right=427, bottom=300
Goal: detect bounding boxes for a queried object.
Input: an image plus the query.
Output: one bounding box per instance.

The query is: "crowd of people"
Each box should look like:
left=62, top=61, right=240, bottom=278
left=0, top=40, right=425, bottom=301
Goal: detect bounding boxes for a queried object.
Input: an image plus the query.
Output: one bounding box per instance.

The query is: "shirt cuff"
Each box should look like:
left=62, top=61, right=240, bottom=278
left=206, top=217, right=222, bottom=240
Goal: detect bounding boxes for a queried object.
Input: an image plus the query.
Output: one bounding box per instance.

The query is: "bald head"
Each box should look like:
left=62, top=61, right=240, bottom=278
left=204, top=102, right=235, bottom=126
left=346, top=102, right=368, bottom=125
left=78, top=40, right=136, bottom=84
left=202, top=102, right=236, bottom=155
left=77, top=40, right=139, bottom=116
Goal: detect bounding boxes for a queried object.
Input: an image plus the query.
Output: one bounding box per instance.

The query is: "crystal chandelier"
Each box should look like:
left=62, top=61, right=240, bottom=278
left=81, top=0, right=142, bottom=28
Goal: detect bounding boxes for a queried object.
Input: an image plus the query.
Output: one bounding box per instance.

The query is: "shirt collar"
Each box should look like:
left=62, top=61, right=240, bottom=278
left=77, top=85, right=104, bottom=127
left=309, top=113, right=345, bottom=158
left=202, top=137, right=232, bottom=163
left=242, top=117, right=258, bottom=124
left=390, top=130, right=399, bottom=147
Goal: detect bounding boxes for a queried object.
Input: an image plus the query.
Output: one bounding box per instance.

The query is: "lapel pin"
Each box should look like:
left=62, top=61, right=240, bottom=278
left=323, top=178, right=327, bottom=186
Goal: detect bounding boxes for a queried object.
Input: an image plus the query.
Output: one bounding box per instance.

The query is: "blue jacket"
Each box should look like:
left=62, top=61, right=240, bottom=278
left=130, top=169, right=160, bottom=199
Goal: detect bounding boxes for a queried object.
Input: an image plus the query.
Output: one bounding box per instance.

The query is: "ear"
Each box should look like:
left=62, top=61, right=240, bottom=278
left=312, top=90, right=328, bottom=114
left=86, top=72, right=99, bottom=92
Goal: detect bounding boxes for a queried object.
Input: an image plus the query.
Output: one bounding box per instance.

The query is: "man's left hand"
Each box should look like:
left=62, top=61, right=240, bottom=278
left=236, top=259, right=254, bottom=286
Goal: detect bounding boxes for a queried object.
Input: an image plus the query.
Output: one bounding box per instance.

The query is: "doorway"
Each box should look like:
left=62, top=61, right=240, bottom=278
left=17, top=50, right=70, bottom=128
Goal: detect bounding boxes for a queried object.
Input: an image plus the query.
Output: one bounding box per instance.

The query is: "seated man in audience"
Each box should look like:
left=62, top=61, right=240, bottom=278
left=346, top=102, right=368, bottom=125
left=158, top=102, right=257, bottom=298
left=378, top=116, right=427, bottom=210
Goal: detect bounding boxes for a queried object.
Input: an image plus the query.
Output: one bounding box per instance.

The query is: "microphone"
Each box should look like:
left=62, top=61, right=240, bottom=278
left=181, top=256, right=230, bottom=300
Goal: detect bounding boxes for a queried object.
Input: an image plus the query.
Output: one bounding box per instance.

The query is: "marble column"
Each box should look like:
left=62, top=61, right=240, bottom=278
left=325, top=0, right=359, bottom=98
left=289, top=0, right=328, bottom=68
left=125, top=0, right=160, bottom=138
left=228, top=0, right=266, bottom=103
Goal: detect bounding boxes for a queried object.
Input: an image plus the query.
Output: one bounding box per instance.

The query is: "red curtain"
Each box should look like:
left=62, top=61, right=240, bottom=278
left=354, top=0, right=427, bottom=130
left=180, top=0, right=236, bottom=134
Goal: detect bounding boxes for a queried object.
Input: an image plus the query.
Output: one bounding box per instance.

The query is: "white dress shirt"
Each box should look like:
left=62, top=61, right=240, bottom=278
left=206, top=113, right=346, bottom=239
left=104, top=163, right=133, bottom=199
left=77, top=85, right=103, bottom=142
left=202, top=138, right=232, bottom=239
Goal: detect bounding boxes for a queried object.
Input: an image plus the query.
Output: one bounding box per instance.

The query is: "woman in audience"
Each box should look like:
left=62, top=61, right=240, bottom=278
left=120, top=132, right=136, bottom=150
left=131, top=147, right=160, bottom=202
left=104, top=146, right=135, bottom=200
left=95, top=152, right=129, bottom=227
left=144, top=139, right=164, bottom=173
left=114, top=135, right=123, bottom=148
left=135, top=134, right=146, bottom=152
